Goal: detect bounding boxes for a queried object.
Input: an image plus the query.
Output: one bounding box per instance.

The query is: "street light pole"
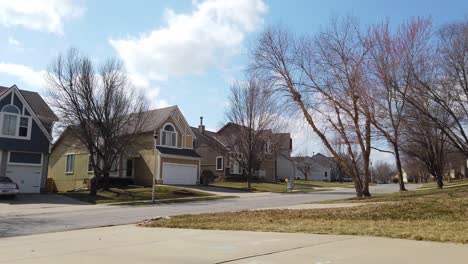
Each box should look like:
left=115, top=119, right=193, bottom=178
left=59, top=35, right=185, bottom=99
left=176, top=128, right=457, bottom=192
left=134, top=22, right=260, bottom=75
left=152, top=130, right=159, bottom=203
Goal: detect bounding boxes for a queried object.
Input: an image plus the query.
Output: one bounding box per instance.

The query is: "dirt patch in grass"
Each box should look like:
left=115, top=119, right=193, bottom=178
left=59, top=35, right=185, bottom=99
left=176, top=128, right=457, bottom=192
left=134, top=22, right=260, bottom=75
left=142, top=185, right=468, bottom=244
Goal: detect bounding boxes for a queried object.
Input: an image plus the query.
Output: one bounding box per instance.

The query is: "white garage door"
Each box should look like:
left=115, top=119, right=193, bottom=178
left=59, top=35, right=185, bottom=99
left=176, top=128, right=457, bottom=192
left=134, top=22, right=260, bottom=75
left=5, top=152, right=42, bottom=193
left=162, top=163, right=197, bottom=185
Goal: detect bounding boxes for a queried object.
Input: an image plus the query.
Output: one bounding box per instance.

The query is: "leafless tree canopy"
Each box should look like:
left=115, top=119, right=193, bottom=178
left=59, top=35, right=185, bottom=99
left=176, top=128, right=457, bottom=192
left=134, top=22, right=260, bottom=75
left=251, top=17, right=373, bottom=197
left=371, top=161, right=396, bottom=182
left=224, top=78, right=282, bottom=188
left=401, top=19, right=468, bottom=155
left=250, top=16, right=467, bottom=193
left=46, top=48, right=149, bottom=195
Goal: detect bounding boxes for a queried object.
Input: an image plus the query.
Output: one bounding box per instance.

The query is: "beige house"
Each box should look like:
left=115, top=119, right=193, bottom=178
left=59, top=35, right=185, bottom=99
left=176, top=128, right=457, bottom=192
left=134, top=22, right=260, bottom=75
left=48, top=106, right=201, bottom=192
left=192, top=119, right=293, bottom=183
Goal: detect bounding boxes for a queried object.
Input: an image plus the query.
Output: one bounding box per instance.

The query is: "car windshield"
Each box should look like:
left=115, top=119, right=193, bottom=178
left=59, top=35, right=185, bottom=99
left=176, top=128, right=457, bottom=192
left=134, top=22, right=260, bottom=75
left=0, top=177, right=13, bottom=183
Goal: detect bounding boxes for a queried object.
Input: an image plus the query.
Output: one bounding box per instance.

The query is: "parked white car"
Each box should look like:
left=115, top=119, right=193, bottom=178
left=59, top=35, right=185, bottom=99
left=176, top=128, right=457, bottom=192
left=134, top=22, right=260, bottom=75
left=0, top=176, right=19, bottom=199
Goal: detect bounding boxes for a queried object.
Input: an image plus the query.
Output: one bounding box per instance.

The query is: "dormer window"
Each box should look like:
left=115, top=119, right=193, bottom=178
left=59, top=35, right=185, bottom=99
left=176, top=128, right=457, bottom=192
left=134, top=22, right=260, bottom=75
left=161, top=123, right=177, bottom=147
left=0, top=104, right=32, bottom=139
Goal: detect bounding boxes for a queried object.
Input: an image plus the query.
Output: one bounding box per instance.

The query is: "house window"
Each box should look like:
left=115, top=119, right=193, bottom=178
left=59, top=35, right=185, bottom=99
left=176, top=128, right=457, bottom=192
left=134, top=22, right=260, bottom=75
left=66, top=154, right=75, bottom=174
left=216, top=156, right=224, bottom=171
left=231, top=160, right=241, bottom=174
left=9, top=152, right=42, bottom=165
left=2, top=104, right=20, bottom=114
left=0, top=104, right=31, bottom=139
left=161, top=124, right=177, bottom=147
left=324, top=171, right=328, bottom=177
left=88, top=154, right=94, bottom=173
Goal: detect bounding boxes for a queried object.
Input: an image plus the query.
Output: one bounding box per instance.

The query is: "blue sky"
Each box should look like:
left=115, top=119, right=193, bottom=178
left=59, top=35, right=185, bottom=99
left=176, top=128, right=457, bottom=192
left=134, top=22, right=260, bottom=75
left=0, top=0, right=467, bottom=159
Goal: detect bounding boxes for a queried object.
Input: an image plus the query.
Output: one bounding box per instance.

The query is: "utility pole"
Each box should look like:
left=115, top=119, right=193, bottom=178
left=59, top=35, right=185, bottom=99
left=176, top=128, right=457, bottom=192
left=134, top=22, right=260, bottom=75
left=152, top=130, right=159, bottom=203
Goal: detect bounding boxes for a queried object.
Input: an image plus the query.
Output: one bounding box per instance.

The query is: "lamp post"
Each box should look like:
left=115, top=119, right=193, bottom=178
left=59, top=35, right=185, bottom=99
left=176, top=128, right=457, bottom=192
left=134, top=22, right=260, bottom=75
left=152, top=130, right=159, bottom=203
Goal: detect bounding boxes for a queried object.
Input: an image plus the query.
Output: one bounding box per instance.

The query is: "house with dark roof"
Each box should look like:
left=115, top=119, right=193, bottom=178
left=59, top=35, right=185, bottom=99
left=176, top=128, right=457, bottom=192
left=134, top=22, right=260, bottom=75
left=0, top=85, right=58, bottom=193
left=191, top=118, right=294, bottom=183
left=48, top=105, right=201, bottom=191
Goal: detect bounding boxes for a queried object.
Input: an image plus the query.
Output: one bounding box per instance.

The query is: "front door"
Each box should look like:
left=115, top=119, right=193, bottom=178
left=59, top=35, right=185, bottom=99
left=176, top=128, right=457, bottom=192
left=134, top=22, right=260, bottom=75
left=126, top=159, right=134, bottom=177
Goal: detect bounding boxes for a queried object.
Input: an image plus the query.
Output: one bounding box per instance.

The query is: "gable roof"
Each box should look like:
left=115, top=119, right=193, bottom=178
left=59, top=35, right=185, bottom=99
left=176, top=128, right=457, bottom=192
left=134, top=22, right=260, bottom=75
left=191, top=126, right=228, bottom=150
left=0, top=85, right=56, bottom=141
left=0, top=85, right=58, bottom=123
left=139, top=105, right=196, bottom=138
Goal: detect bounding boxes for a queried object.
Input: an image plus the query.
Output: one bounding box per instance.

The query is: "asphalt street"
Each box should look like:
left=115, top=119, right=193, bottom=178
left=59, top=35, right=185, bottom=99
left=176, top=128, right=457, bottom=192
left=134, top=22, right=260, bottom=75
left=0, top=184, right=417, bottom=238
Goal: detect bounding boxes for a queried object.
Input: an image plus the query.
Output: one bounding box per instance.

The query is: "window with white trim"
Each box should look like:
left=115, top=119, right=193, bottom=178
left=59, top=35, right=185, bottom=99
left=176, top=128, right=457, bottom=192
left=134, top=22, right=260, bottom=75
left=66, top=154, right=75, bottom=174
left=161, top=124, right=177, bottom=147
left=0, top=104, right=32, bottom=139
left=216, top=156, right=224, bottom=171
left=88, top=154, right=94, bottom=173
left=230, top=160, right=241, bottom=174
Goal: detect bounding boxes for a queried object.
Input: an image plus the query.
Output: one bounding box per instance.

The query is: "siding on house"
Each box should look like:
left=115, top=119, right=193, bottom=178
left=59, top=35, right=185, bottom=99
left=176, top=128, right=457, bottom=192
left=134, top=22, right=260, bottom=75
left=49, top=106, right=200, bottom=191
left=48, top=134, right=91, bottom=191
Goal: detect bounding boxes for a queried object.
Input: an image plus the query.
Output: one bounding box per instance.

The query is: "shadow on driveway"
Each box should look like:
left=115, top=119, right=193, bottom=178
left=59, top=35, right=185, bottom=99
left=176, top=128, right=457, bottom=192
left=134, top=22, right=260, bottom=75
left=0, top=193, right=89, bottom=206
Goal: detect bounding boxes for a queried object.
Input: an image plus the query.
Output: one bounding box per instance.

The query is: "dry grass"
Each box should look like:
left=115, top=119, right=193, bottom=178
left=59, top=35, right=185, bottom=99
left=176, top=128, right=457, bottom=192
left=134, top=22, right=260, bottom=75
left=142, top=185, right=468, bottom=244
left=61, top=185, right=212, bottom=204
left=295, top=180, right=353, bottom=188
left=210, top=181, right=325, bottom=193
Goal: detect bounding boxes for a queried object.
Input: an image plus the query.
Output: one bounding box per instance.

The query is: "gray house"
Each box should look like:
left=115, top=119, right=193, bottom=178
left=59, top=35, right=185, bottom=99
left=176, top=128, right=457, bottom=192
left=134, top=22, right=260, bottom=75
left=0, top=85, right=58, bottom=193
left=294, top=153, right=339, bottom=181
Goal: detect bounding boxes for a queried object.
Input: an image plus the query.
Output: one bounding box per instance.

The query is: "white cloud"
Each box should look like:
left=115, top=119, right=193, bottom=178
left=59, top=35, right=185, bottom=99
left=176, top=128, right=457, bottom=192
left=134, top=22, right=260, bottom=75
left=0, top=63, right=46, bottom=90
left=0, top=0, right=85, bottom=34
left=8, top=37, right=21, bottom=47
left=110, top=0, right=267, bottom=82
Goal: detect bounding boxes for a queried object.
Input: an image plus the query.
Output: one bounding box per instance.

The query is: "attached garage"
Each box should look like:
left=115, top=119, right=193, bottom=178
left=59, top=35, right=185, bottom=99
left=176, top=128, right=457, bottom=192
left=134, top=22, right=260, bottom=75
left=5, top=152, right=43, bottom=193
left=162, top=163, right=198, bottom=185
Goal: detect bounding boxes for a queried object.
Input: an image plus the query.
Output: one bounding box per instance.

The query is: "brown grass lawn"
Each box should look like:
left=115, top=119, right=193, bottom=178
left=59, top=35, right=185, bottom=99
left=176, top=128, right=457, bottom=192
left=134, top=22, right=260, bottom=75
left=141, top=185, right=468, bottom=244
left=210, top=181, right=328, bottom=193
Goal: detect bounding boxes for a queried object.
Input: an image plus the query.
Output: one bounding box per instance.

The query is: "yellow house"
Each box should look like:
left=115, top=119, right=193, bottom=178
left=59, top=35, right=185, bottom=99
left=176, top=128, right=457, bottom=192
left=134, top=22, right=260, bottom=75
left=48, top=106, right=201, bottom=192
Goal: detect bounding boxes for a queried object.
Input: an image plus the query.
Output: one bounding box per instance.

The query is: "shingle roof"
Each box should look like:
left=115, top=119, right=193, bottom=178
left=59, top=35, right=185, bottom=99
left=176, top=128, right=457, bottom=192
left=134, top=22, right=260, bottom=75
left=0, top=85, right=58, bottom=123
left=156, top=146, right=201, bottom=158
left=190, top=126, right=228, bottom=150
left=140, top=105, right=178, bottom=132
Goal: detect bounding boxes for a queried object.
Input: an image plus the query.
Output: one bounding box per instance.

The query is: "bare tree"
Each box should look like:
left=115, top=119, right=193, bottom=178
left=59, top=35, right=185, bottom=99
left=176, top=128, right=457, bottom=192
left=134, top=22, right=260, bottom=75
left=251, top=18, right=374, bottom=197
left=46, top=48, right=148, bottom=195
left=371, top=161, right=396, bottom=183
left=401, top=19, right=468, bottom=155
left=223, top=78, right=281, bottom=189
left=401, top=102, right=450, bottom=188
left=294, top=154, right=312, bottom=180
left=366, top=19, right=424, bottom=191
left=403, top=157, right=430, bottom=183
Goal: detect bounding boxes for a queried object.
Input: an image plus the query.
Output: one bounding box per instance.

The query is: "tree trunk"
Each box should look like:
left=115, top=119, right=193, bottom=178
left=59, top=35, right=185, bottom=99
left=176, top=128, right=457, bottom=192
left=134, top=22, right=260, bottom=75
left=102, top=171, right=110, bottom=191
left=436, top=173, right=444, bottom=189
left=353, top=178, right=364, bottom=198
left=305, top=173, right=308, bottom=181
left=89, top=177, right=98, bottom=196
left=394, top=146, right=407, bottom=191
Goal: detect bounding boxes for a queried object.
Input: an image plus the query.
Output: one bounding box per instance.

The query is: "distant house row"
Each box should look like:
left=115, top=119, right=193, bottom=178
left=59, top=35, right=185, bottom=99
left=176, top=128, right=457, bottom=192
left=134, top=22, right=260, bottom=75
left=49, top=105, right=297, bottom=191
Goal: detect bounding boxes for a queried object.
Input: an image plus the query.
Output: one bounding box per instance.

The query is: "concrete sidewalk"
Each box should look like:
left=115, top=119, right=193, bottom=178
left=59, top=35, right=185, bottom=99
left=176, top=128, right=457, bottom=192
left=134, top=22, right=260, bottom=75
left=0, top=225, right=466, bottom=264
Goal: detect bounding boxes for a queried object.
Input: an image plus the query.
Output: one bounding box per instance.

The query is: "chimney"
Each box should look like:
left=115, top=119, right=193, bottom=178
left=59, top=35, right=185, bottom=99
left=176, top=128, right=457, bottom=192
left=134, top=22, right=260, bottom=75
left=198, top=116, right=205, bottom=134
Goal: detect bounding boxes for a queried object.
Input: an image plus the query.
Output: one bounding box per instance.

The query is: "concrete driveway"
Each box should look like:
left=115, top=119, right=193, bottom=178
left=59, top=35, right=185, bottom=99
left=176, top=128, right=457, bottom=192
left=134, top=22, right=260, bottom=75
left=0, top=194, right=90, bottom=215
left=0, top=225, right=466, bottom=264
